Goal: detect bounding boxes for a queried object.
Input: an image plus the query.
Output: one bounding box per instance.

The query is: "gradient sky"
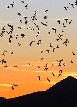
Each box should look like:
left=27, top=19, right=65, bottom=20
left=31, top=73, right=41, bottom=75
left=0, top=0, right=77, bottom=98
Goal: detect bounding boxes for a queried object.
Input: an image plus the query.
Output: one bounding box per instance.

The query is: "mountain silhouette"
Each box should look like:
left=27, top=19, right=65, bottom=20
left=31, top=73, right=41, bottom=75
left=0, top=76, right=77, bottom=107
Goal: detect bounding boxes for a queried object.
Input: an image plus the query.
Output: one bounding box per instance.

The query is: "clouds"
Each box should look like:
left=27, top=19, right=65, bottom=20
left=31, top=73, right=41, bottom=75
left=0, top=83, right=12, bottom=87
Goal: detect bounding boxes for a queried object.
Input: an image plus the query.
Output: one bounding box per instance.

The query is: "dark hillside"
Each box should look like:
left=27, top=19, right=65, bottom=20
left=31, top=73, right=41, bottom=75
left=0, top=76, right=77, bottom=107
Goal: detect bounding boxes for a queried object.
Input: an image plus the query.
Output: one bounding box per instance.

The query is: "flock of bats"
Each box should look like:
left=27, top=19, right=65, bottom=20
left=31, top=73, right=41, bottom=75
left=0, top=0, right=77, bottom=90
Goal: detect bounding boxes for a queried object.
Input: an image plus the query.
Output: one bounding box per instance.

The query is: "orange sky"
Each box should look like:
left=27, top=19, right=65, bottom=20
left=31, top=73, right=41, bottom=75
left=0, top=60, right=77, bottom=99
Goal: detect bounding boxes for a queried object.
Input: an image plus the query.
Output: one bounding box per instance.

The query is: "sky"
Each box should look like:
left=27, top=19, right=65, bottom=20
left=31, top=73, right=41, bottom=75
left=0, top=0, right=77, bottom=98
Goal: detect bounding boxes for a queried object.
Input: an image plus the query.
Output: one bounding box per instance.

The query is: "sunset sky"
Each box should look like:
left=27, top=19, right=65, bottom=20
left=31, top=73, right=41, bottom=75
left=0, top=0, right=77, bottom=99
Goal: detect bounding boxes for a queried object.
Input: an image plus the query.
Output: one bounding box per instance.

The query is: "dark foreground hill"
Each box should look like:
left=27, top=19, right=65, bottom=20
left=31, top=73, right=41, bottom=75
left=0, top=76, right=77, bottom=107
